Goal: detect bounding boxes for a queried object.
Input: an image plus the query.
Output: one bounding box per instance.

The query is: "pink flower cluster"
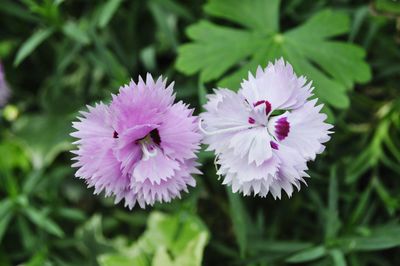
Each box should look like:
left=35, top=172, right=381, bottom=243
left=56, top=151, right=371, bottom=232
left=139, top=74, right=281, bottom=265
left=71, top=75, right=201, bottom=209
left=72, top=59, right=333, bottom=209
left=200, top=59, right=333, bottom=198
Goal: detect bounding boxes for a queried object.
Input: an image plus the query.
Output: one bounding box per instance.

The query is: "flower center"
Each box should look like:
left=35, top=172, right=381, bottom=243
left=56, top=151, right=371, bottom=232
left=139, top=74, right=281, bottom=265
left=137, top=129, right=162, bottom=161
left=247, top=99, right=290, bottom=149
left=253, top=100, right=272, bottom=115
left=149, top=128, right=161, bottom=145
left=200, top=98, right=290, bottom=149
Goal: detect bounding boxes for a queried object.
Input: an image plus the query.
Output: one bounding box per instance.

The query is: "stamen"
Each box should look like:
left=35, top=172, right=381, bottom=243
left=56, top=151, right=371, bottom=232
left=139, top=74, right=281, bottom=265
left=140, top=142, right=157, bottom=161
left=248, top=117, right=255, bottom=124
left=199, top=119, right=255, bottom=136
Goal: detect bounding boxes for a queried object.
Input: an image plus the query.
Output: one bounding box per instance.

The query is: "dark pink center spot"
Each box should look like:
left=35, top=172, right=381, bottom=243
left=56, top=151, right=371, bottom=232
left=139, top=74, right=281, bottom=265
left=270, top=141, right=279, bottom=150
left=248, top=117, right=255, bottom=124
left=253, top=100, right=272, bottom=115
left=253, top=100, right=265, bottom=107
left=264, top=101, right=271, bottom=115
left=275, top=117, right=290, bottom=141
left=113, top=131, right=119, bottom=138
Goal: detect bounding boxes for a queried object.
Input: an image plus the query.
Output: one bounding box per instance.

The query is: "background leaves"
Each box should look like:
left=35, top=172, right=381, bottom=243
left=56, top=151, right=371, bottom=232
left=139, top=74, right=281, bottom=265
left=176, top=0, right=372, bottom=110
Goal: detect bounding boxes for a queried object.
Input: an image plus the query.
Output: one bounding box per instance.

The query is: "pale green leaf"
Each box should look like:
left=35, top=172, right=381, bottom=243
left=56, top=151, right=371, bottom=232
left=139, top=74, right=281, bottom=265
left=330, top=249, right=347, bottom=266
left=14, top=27, right=54, bottom=66
left=286, top=246, right=327, bottom=263
left=99, top=254, right=148, bottom=266
left=62, top=20, right=90, bottom=45
left=0, top=199, right=13, bottom=243
left=173, top=232, right=208, bottom=266
left=176, top=21, right=260, bottom=82
left=152, top=248, right=174, bottom=266
left=14, top=114, right=73, bottom=169
left=176, top=1, right=371, bottom=110
left=99, top=212, right=209, bottom=266
left=227, top=188, right=248, bottom=258
left=325, top=166, right=341, bottom=240
left=98, top=0, right=124, bottom=28
left=285, top=9, right=349, bottom=40
left=204, top=0, right=280, bottom=33
left=24, top=208, right=64, bottom=238
left=338, top=225, right=400, bottom=251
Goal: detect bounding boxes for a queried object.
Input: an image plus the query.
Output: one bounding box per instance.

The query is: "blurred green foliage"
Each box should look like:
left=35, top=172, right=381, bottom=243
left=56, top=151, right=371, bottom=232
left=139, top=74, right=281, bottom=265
left=176, top=0, right=372, bottom=110
left=0, top=0, right=399, bottom=265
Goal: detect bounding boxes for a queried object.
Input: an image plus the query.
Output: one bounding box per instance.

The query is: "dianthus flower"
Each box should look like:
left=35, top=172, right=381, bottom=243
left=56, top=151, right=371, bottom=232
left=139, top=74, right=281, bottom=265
left=71, top=74, right=201, bottom=209
left=0, top=62, right=10, bottom=107
left=200, top=59, right=333, bottom=198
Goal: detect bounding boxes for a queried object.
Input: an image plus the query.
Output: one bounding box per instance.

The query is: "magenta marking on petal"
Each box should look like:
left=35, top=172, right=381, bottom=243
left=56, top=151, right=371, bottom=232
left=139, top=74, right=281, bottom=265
left=270, top=141, right=279, bottom=150
left=248, top=117, right=255, bottom=124
left=253, top=100, right=271, bottom=116
left=275, top=117, right=290, bottom=141
left=265, top=101, right=271, bottom=115
left=113, top=131, right=119, bottom=138
left=253, top=100, right=265, bottom=107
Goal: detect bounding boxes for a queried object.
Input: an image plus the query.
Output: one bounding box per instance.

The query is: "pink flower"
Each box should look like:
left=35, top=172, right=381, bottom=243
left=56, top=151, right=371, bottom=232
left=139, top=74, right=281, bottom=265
left=0, top=62, right=10, bottom=107
left=200, top=59, right=333, bottom=198
left=71, top=74, right=201, bottom=209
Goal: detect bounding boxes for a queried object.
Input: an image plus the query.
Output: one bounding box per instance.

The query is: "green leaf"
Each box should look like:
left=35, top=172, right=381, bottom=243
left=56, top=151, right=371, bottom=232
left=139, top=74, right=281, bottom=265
left=226, top=188, right=248, bottom=258
left=14, top=27, right=54, bottom=66
left=204, top=0, right=280, bottom=33
left=98, top=0, right=124, bottom=28
left=338, top=224, right=400, bottom=251
left=99, top=254, right=148, bottom=266
left=99, top=212, right=208, bottom=266
left=140, top=46, right=157, bottom=71
left=0, top=0, right=38, bottom=22
left=249, top=240, right=313, bottom=253
left=0, top=199, right=13, bottom=243
left=172, top=232, right=208, bottom=266
left=285, top=9, right=349, bottom=40
left=14, top=114, right=73, bottom=169
left=76, top=215, right=114, bottom=261
left=152, top=247, right=174, bottom=266
left=330, top=249, right=347, bottom=266
left=345, top=146, right=375, bottom=183
left=62, top=20, right=90, bottom=45
left=23, top=250, right=48, bottom=266
left=176, top=1, right=371, bottom=110
left=22, top=170, right=44, bottom=195
left=0, top=141, right=30, bottom=172
left=151, top=0, right=193, bottom=21
left=148, top=0, right=179, bottom=50
left=198, top=80, right=207, bottom=106
left=325, top=166, right=341, bottom=241
left=375, top=0, right=400, bottom=15
left=349, top=183, right=373, bottom=226
left=24, top=208, right=64, bottom=237
left=177, top=21, right=261, bottom=82
left=286, top=246, right=326, bottom=263
left=372, top=177, right=398, bottom=215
